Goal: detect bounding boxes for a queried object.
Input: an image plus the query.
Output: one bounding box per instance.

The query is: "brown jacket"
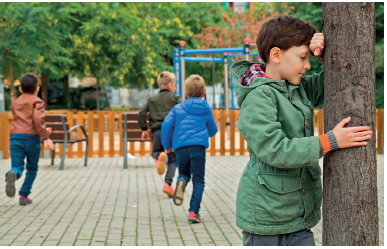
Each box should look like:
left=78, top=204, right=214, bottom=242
left=10, top=94, right=49, bottom=140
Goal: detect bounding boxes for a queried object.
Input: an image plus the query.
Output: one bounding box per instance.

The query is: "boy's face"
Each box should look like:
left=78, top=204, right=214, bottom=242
left=278, top=45, right=311, bottom=85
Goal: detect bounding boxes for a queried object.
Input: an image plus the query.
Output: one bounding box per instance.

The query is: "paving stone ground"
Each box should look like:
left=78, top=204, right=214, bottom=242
left=0, top=155, right=383, bottom=246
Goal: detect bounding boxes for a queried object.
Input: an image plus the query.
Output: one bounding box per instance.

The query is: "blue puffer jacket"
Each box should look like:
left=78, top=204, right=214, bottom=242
left=161, top=97, right=218, bottom=151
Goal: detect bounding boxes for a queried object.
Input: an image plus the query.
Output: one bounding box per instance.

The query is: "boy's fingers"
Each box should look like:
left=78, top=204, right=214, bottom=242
left=336, top=117, right=351, bottom=128
left=352, top=141, right=368, bottom=147
left=353, top=130, right=372, bottom=136
left=348, top=126, right=370, bottom=133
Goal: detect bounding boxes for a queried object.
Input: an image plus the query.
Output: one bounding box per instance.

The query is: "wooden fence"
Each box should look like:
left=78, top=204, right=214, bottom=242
left=0, top=109, right=384, bottom=159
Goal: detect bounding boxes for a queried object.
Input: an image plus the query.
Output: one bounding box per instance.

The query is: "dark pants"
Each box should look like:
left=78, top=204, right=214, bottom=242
left=151, top=129, right=177, bottom=185
left=175, top=145, right=206, bottom=214
left=6, top=138, right=41, bottom=197
left=242, top=229, right=316, bottom=246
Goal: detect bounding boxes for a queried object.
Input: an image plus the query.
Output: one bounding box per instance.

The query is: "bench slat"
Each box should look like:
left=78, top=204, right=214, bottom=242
left=46, top=123, right=69, bottom=131
left=122, top=121, right=149, bottom=130
left=50, top=132, right=70, bottom=140
left=45, top=115, right=67, bottom=123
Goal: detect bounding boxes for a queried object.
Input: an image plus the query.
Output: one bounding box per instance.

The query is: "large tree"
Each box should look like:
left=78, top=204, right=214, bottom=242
left=321, top=3, right=378, bottom=246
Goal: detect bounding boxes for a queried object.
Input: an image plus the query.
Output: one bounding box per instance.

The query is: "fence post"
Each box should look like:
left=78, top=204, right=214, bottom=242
left=318, top=109, right=324, bottom=135
left=3, top=112, right=10, bottom=159
left=0, top=113, right=3, bottom=159
left=109, top=111, right=115, bottom=157
left=376, top=109, right=384, bottom=153
left=230, top=110, right=235, bottom=155
left=98, top=111, right=104, bottom=157
left=87, top=112, right=94, bottom=157
left=220, top=110, right=226, bottom=155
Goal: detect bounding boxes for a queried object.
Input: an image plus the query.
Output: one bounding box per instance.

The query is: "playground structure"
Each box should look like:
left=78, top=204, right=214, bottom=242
left=173, top=38, right=261, bottom=111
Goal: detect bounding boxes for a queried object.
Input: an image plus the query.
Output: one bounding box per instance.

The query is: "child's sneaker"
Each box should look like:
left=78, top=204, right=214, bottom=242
left=173, top=178, right=186, bottom=206
left=162, top=183, right=174, bottom=198
left=156, top=152, right=167, bottom=175
left=188, top=212, right=203, bottom=223
left=19, top=196, right=32, bottom=205
left=5, top=170, right=16, bottom=197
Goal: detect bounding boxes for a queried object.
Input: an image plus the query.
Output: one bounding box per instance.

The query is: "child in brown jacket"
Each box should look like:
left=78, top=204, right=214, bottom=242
left=5, top=73, right=55, bottom=205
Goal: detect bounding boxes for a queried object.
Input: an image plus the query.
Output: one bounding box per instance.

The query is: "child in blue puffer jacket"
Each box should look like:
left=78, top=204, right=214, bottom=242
left=161, top=74, right=218, bottom=223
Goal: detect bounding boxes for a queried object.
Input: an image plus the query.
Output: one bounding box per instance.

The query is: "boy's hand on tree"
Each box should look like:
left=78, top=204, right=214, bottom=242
left=141, top=131, right=151, bottom=141
left=310, top=33, right=324, bottom=56
left=43, top=138, right=56, bottom=151
left=332, top=117, right=372, bottom=149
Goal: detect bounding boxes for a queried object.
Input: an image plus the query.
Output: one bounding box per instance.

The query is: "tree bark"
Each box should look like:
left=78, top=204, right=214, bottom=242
left=321, top=3, right=378, bottom=246
left=41, top=73, right=49, bottom=108
left=7, top=52, right=16, bottom=103
left=63, top=74, right=71, bottom=108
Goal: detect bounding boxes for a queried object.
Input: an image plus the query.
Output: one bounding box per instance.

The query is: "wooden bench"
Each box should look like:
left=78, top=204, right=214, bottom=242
left=45, top=114, right=89, bottom=170
left=122, top=112, right=149, bottom=169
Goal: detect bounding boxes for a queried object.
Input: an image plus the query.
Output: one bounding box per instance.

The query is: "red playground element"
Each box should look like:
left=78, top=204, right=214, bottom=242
left=180, top=40, right=186, bottom=46
left=243, top=38, right=250, bottom=43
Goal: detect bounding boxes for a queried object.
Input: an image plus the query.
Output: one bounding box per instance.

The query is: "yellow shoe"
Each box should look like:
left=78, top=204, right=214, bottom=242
left=157, top=152, right=167, bottom=175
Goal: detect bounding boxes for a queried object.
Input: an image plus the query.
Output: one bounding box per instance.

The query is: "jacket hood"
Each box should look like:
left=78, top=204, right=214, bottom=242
left=180, top=97, right=210, bottom=116
left=230, top=60, right=290, bottom=108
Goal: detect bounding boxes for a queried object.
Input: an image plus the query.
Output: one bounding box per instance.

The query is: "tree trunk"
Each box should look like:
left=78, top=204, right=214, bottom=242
left=7, top=53, right=16, bottom=103
left=321, top=3, right=378, bottom=246
left=41, top=73, right=49, bottom=108
left=63, top=74, right=71, bottom=108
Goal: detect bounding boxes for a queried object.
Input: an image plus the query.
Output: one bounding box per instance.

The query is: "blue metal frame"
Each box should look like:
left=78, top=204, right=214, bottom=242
left=185, top=57, right=225, bottom=63
left=182, top=47, right=245, bottom=55
left=173, top=45, right=261, bottom=108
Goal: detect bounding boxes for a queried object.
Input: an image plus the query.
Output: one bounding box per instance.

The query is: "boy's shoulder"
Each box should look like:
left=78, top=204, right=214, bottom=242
left=13, top=94, right=43, bottom=105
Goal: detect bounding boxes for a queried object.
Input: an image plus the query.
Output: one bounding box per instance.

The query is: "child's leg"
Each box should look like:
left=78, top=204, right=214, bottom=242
left=173, top=147, right=191, bottom=205
left=164, top=152, right=177, bottom=185
left=151, top=129, right=164, bottom=160
left=175, top=148, right=191, bottom=183
left=188, top=146, right=206, bottom=214
left=18, top=140, right=41, bottom=198
left=7, top=139, right=26, bottom=179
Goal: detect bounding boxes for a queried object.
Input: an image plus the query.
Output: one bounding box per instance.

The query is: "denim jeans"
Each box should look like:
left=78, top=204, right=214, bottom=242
left=242, top=229, right=316, bottom=246
left=6, top=137, right=41, bottom=197
left=175, top=145, right=206, bottom=214
left=151, top=128, right=177, bottom=185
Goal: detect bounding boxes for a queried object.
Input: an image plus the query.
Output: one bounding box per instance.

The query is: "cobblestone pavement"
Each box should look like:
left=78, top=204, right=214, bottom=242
left=0, top=155, right=383, bottom=246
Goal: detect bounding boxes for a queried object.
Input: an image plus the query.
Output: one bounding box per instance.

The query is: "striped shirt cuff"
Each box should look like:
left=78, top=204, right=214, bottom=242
left=318, top=130, right=338, bottom=158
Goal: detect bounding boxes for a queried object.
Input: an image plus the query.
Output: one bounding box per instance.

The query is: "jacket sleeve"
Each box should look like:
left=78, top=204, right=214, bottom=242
left=33, top=100, right=49, bottom=140
left=138, top=100, right=149, bottom=131
left=206, top=109, right=218, bottom=137
left=175, top=95, right=183, bottom=104
left=161, top=107, right=175, bottom=149
left=238, top=88, right=320, bottom=169
left=300, top=70, right=324, bottom=108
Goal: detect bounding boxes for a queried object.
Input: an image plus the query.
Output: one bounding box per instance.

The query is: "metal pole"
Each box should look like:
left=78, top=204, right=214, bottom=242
left=224, top=54, right=230, bottom=140
left=244, top=38, right=250, bottom=61
left=229, top=55, right=235, bottom=111
left=180, top=41, right=186, bottom=100
left=223, top=54, right=229, bottom=113
left=174, top=48, right=180, bottom=95
left=212, top=55, right=215, bottom=109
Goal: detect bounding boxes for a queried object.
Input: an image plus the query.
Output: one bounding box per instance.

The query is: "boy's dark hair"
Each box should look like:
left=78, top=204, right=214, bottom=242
left=257, top=15, right=317, bottom=63
left=20, top=73, right=39, bottom=94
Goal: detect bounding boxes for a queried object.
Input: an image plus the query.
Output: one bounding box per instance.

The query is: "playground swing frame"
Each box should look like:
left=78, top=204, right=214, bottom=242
left=173, top=38, right=260, bottom=112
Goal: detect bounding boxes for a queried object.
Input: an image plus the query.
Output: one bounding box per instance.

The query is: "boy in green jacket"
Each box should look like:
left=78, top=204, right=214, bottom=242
left=138, top=71, right=182, bottom=198
left=231, top=15, right=372, bottom=246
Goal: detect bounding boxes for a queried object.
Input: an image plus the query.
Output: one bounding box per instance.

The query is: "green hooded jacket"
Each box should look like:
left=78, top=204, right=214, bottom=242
left=231, top=60, right=324, bottom=235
